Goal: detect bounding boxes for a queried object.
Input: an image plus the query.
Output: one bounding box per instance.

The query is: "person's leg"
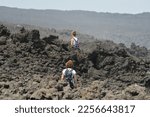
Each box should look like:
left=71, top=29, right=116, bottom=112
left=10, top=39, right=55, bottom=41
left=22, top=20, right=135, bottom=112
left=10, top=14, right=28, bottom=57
left=69, top=80, right=74, bottom=89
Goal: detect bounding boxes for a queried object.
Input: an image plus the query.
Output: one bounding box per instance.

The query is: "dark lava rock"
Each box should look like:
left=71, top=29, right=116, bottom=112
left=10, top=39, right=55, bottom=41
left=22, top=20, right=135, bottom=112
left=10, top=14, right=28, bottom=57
left=0, top=24, right=150, bottom=100
left=0, top=25, right=10, bottom=37
left=0, top=36, right=7, bottom=45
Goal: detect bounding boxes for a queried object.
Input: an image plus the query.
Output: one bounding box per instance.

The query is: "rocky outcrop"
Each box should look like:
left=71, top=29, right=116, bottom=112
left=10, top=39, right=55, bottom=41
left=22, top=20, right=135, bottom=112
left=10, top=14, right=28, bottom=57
left=0, top=24, right=10, bottom=37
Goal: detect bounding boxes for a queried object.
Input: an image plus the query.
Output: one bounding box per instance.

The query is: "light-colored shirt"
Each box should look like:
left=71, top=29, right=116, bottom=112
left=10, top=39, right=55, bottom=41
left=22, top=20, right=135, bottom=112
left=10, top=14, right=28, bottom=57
left=62, top=68, right=76, bottom=75
left=73, top=37, right=78, bottom=45
left=72, top=37, right=79, bottom=48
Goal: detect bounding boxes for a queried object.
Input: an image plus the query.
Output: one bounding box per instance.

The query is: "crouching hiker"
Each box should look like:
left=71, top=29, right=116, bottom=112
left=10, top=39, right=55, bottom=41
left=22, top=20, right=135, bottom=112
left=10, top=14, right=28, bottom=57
left=61, top=60, right=77, bottom=89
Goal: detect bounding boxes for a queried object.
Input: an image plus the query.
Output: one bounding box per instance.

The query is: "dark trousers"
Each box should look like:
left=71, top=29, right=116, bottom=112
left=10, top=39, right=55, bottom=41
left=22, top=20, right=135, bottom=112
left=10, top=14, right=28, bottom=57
left=66, top=79, right=74, bottom=89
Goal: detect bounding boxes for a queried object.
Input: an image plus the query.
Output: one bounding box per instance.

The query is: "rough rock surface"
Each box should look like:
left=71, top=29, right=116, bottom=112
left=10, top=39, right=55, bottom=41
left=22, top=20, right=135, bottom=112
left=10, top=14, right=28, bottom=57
left=0, top=24, right=150, bottom=100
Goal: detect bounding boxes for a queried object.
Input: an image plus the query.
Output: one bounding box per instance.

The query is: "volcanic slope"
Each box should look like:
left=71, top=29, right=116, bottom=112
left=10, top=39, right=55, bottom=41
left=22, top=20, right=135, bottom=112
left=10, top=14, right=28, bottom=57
left=0, top=24, right=150, bottom=99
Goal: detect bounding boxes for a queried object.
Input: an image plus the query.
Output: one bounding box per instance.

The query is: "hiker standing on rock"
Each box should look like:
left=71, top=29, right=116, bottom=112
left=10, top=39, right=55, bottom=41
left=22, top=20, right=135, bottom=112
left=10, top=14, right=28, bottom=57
left=70, top=31, right=81, bottom=65
left=70, top=31, right=80, bottom=50
left=61, top=60, right=77, bottom=89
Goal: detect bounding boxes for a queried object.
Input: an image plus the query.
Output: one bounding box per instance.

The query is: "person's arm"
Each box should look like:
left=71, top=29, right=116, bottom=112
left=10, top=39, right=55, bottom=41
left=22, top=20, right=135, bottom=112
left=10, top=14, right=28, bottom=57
left=70, top=38, right=74, bottom=47
left=73, top=74, right=77, bottom=87
left=61, top=71, right=65, bottom=81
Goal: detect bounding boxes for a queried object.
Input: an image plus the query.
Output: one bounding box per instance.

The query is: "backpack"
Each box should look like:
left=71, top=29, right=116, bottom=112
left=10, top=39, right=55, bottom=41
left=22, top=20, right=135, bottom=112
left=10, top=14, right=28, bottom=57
left=65, top=69, right=73, bottom=80
left=64, top=69, right=75, bottom=89
left=73, top=37, right=79, bottom=48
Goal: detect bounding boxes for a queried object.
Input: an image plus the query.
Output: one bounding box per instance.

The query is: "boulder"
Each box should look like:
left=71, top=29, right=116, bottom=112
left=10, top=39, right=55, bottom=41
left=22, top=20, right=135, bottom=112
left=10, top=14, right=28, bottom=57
left=123, top=84, right=146, bottom=99
left=0, top=36, right=7, bottom=45
left=30, top=88, right=53, bottom=100
left=0, top=25, right=10, bottom=37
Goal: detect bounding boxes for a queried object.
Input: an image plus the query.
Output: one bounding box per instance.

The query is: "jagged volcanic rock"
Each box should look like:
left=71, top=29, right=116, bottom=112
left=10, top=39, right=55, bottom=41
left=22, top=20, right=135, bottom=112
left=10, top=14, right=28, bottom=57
left=0, top=24, right=150, bottom=100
